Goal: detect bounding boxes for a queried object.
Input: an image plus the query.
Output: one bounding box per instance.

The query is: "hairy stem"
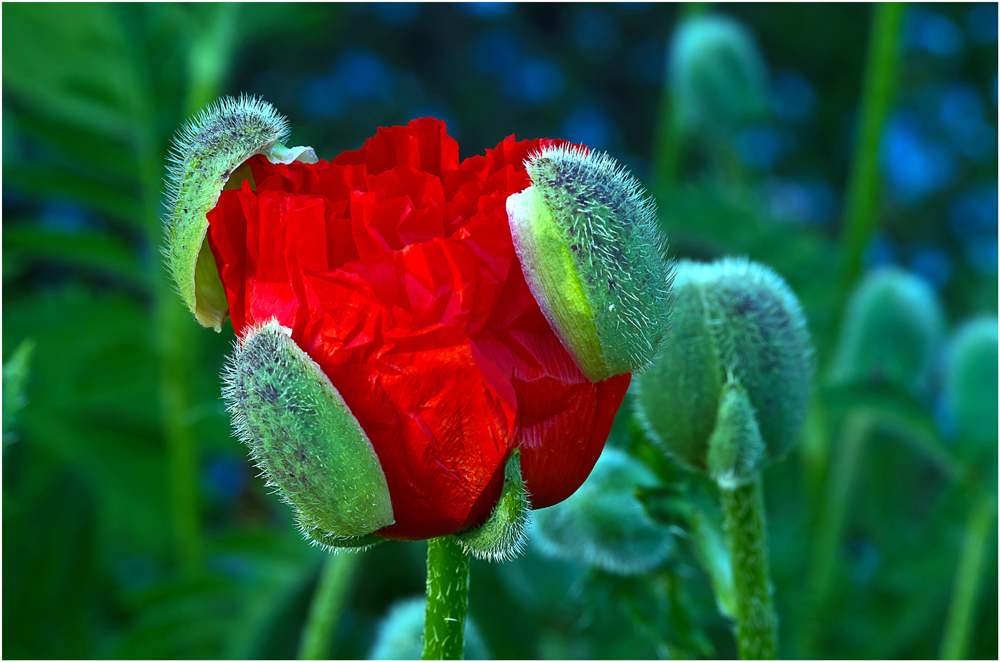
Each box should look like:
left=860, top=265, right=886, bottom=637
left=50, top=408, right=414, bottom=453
left=299, top=553, right=362, bottom=660
left=422, top=536, right=471, bottom=660
left=939, top=496, right=995, bottom=660
left=721, top=478, right=778, bottom=660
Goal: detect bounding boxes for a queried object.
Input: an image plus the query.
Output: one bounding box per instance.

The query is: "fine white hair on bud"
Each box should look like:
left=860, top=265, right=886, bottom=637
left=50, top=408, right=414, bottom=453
left=164, top=95, right=317, bottom=331
left=453, top=451, right=532, bottom=563
left=222, top=318, right=394, bottom=543
left=506, top=143, right=673, bottom=382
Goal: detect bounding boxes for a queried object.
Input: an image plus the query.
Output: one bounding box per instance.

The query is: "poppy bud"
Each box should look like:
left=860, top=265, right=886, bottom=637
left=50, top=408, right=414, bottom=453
left=223, top=319, right=394, bottom=545
left=635, top=258, right=813, bottom=478
left=165, top=95, right=317, bottom=331
left=944, top=317, right=998, bottom=453
left=830, top=267, right=944, bottom=394
left=531, top=447, right=674, bottom=575
left=506, top=144, right=673, bottom=382
left=668, top=14, right=769, bottom=139
left=368, top=596, right=488, bottom=660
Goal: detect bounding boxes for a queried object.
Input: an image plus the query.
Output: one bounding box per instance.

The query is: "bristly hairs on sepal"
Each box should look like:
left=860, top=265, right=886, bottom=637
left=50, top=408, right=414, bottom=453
left=453, top=451, right=533, bottom=562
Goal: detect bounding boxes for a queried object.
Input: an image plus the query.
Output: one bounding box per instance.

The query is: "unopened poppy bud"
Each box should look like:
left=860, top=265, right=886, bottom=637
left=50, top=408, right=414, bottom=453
left=669, top=14, right=769, bottom=138
left=165, top=95, right=317, bottom=331
left=368, top=597, right=489, bottom=660
left=223, top=319, right=394, bottom=543
left=945, top=317, right=998, bottom=452
left=830, top=267, right=944, bottom=394
left=454, top=451, right=531, bottom=562
left=531, top=447, right=674, bottom=575
left=636, top=258, right=813, bottom=476
left=506, top=145, right=673, bottom=382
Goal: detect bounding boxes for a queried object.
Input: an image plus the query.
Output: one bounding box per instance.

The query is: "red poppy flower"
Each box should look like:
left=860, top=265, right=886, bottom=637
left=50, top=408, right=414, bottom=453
left=205, top=118, right=630, bottom=541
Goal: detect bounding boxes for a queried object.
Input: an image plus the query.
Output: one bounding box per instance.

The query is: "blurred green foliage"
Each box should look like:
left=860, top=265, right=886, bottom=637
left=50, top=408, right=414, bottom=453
left=3, top=3, right=997, bottom=660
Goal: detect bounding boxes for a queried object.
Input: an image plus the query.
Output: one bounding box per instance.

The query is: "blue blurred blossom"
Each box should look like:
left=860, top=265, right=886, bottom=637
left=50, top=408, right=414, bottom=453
left=771, top=70, right=816, bottom=122
left=863, top=232, right=900, bottom=271
left=470, top=29, right=520, bottom=77
left=766, top=177, right=837, bottom=224
left=948, top=184, right=999, bottom=274
left=880, top=112, right=956, bottom=204
left=908, top=245, right=953, bottom=289
left=573, top=8, right=620, bottom=59
left=560, top=104, right=619, bottom=150
left=461, top=3, right=512, bottom=20
left=504, top=58, right=566, bottom=106
left=938, top=83, right=997, bottom=160
left=204, top=456, right=247, bottom=501
left=965, top=3, right=998, bottom=44
left=625, top=39, right=664, bottom=85
left=736, top=125, right=796, bottom=169
left=905, top=9, right=964, bottom=57
left=373, top=2, right=420, bottom=25
left=301, top=49, right=397, bottom=118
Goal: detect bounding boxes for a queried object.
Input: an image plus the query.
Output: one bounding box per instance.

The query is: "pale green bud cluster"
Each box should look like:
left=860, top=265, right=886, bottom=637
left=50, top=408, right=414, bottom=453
left=636, top=258, right=813, bottom=479
left=506, top=144, right=673, bottom=382
left=368, top=596, right=488, bottom=660
left=223, top=319, right=394, bottom=549
left=531, top=447, right=674, bottom=575
left=945, top=317, right=998, bottom=452
left=830, top=267, right=944, bottom=394
left=669, top=14, right=769, bottom=138
left=164, top=95, right=317, bottom=330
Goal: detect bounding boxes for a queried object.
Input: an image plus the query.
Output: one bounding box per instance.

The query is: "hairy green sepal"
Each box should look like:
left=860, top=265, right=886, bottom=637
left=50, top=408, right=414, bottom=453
left=165, top=96, right=317, bottom=331
left=453, top=451, right=531, bottom=562
left=224, top=319, right=393, bottom=542
left=507, top=145, right=673, bottom=382
left=708, top=382, right=765, bottom=489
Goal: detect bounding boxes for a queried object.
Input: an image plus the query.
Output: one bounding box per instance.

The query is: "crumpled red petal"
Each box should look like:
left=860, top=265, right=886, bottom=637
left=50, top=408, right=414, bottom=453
left=206, top=118, right=630, bottom=540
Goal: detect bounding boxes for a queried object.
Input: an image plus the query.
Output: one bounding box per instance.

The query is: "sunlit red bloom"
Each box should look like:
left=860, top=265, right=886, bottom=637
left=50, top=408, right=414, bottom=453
left=206, top=118, right=630, bottom=540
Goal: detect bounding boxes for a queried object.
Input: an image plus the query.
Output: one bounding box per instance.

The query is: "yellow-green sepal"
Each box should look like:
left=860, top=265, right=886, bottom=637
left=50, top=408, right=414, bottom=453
left=164, top=96, right=317, bottom=331
left=506, top=145, right=673, bottom=382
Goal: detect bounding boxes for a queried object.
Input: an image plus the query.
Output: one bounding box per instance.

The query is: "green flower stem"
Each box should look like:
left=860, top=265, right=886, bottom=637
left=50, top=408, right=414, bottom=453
left=940, top=495, right=996, bottom=660
left=422, top=536, right=472, bottom=660
left=650, top=1, right=710, bottom=192
left=298, top=552, right=362, bottom=660
left=838, top=2, right=905, bottom=300
left=720, top=478, right=778, bottom=660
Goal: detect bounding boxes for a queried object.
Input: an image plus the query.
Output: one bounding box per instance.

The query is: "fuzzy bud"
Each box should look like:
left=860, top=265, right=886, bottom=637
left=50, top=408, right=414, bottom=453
left=636, top=258, right=813, bottom=477
left=223, top=319, right=394, bottom=544
left=531, top=447, right=674, bottom=575
left=669, top=14, right=769, bottom=138
left=830, top=267, right=944, bottom=395
left=506, top=145, right=673, bottom=382
left=944, top=317, right=998, bottom=454
left=164, top=95, right=317, bottom=331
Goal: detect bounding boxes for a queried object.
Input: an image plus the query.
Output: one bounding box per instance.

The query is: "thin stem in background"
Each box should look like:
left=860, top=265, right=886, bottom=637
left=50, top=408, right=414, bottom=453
left=650, top=1, right=711, bottom=193
left=720, top=478, right=778, bottom=660
left=939, top=495, right=996, bottom=660
left=299, top=553, right=363, bottom=660
left=837, top=2, right=905, bottom=303
left=422, top=537, right=472, bottom=660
